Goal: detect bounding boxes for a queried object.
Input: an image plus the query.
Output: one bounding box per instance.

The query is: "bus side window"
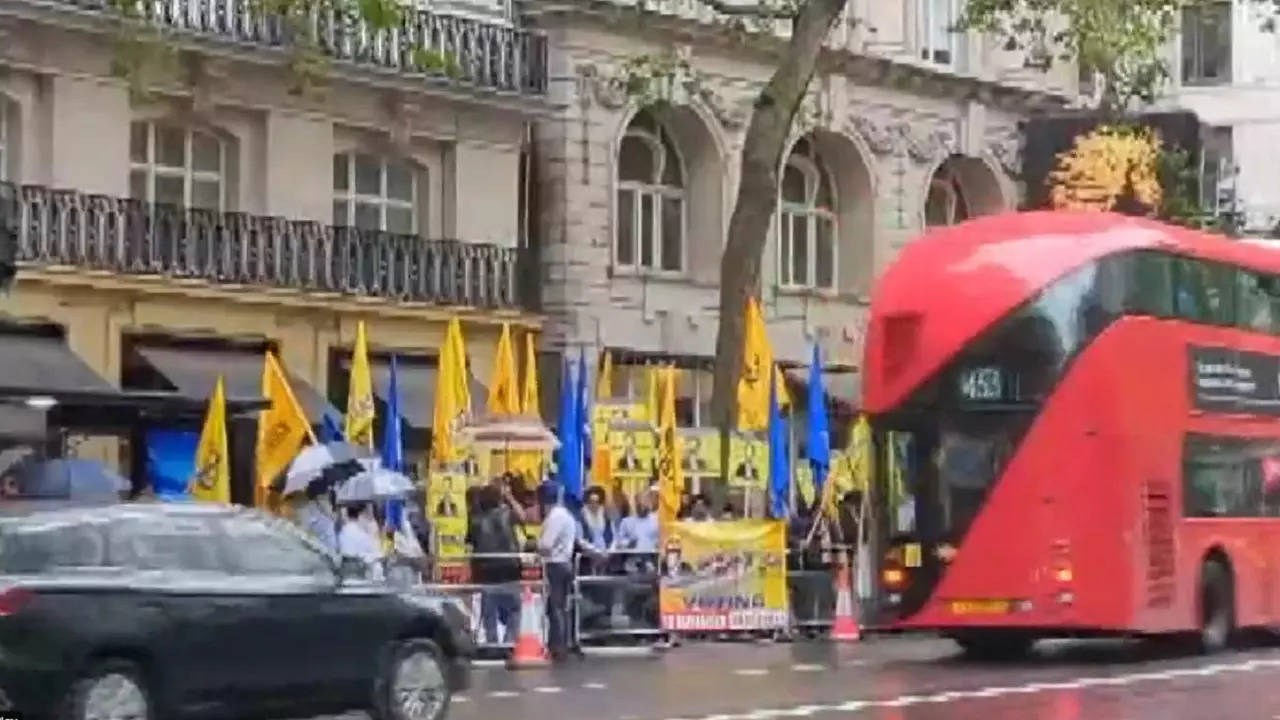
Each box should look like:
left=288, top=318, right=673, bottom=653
left=1123, top=251, right=1174, bottom=317
left=1237, top=270, right=1280, bottom=336
left=1174, top=258, right=1236, bottom=326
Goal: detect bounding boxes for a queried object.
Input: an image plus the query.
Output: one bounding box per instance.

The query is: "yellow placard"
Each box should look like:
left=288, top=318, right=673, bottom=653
left=659, top=520, right=789, bottom=632
left=607, top=426, right=657, bottom=479
left=678, top=428, right=721, bottom=479
left=427, top=472, right=469, bottom=570
left=727, top=434, right=768, bottom=490
left=593, top=402, right=648, bottom=443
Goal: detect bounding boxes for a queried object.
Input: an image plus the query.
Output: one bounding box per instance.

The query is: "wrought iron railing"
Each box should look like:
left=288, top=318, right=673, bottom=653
left=45, top=0, right=548, bottom=96
left=5, top=182, right=527, bottom=310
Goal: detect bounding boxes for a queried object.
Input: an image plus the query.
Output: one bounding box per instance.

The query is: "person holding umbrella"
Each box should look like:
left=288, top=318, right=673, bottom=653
left=338, top=502, right=385, bottom=581
left=297, top=483, right=338, bottom=554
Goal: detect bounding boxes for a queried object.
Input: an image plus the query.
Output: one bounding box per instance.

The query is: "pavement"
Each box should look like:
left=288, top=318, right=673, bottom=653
left=310, top=636, right=1280, bottom=720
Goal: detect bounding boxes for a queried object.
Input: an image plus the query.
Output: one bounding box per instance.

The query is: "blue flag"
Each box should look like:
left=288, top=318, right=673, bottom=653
left=577, top=348, right=592, bottom=477
left=381, top=355, right=404, bottom=472
left=768, top=366, right=790, bottom=519
left=807, top=343, right=831, bottom=502
left=556, top=357, right=583, bottom=502
left=319, top=411, right=345, bottom=443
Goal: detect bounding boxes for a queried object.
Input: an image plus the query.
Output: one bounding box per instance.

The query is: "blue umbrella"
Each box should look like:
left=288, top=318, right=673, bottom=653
left=768, top=366, right=790, bottom=519
left=14, top=459, right=129, bottom=501
left=807, top=343, right=831, bottom=509
left=319, top=411, right=345, bottom=443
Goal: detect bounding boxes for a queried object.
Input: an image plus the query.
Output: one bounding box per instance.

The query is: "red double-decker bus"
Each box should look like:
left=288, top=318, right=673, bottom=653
left=863, top=211, right=1280, bottom=657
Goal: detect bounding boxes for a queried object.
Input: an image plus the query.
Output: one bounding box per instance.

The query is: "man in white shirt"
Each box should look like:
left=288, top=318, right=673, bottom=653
left=338, top=503, right=384, bottom=581
left=615, top=491, right=660, bottom=555
left=537, top=483, right=582, bottom=661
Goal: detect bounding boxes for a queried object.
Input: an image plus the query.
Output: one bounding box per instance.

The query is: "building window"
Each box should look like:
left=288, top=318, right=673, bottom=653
left=1182, top=2, right=1231, bottom=85
left=332, top=153, right=419, bottom=235
left=1200, top=126, right=1235, bottom=214
left=615, top=110, right=685, bottom=274
left=917, top=0, right=960, bottom=65
left=925, top=164, right=970, bottom=228
left=129, top=122, right=225, bottom=210
left=778, top=138, right=836, bottom=291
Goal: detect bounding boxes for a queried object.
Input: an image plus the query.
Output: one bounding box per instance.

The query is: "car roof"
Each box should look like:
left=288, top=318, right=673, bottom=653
left=0, top=501, right=242, bottom=524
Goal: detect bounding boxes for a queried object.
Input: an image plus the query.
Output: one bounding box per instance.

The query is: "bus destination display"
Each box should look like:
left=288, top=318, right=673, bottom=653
left=1189, top=345, right=1280, bottom=414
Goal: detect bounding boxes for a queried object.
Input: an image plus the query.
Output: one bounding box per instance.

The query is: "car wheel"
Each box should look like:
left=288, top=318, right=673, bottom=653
left=1200, top=559, right=1234, bottom=654
left=62, top=660, right=153, bottom=720
left=374, top=639, right=451, bottom=720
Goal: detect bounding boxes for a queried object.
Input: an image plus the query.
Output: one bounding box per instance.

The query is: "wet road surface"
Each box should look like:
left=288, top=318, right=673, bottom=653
left=316, top=636, right=1280, bottom=720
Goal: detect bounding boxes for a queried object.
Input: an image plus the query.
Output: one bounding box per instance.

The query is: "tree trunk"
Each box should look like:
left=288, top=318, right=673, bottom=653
left=710, top=0, right=849, bottom=470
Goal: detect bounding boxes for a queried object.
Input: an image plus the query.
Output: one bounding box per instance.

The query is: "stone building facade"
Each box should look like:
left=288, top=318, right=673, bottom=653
left=530, top=0, right=1077, bottom=421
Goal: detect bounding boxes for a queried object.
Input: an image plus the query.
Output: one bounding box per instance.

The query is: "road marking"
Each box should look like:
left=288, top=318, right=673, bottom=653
left=791, top=664, right=825, bottom=672
left=487, top=690, right=521, bottom=698
left=534, top=686, right=563, bottom=694
left=454, top=696, right=469, bottom=703
left=583, top=681, right=609, bottom=689
left=661, top=655, right=1280, bottom=719
left=734, top=668, right=769, bottom=676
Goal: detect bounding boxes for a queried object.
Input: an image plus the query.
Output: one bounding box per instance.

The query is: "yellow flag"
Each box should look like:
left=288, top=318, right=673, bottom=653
left=521, top=332, right=540, bottom=416
left=191, top=376, right=230, bottom=504
left=487, top=323, right=520, bottom=416
left=433, top=318, right=472, bottom=464
left=596, top=351, right=613, bottom=399
left=256, top=352, right=314, bottom=507
left=645, top=365, right=659, bottom=424
left=345, top=320, right=375, bottom=449
left=737, top=297, right=788, bottom=431
left=848, top=414, right=873, bottom=494
left=656, top=366, right=683, bottom=526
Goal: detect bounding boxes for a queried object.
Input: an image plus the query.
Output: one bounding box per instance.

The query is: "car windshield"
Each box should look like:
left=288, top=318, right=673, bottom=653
left=0, top=517, right=108, bottom=574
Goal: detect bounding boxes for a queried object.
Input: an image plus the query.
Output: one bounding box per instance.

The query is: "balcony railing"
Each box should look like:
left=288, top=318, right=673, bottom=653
left=1, top=182, right=529, bottom=311
left=45, top=0, right=548, bottom=96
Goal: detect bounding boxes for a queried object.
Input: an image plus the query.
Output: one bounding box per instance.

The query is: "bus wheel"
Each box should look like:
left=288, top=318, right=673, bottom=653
left=1200, top=559, right=1235, bottom=654
left=953, top=633, right=1035, bottom=660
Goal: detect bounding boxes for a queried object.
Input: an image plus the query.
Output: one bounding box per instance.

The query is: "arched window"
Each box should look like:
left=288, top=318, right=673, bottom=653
left=129, top=121, right=227, bottom=210
left=615, top=110, right=684, bottom=273
left=925, top=163, right=970, bottom=227
left=332, top=153, right=420, bottom=235
left=779, top=138, right=836, bottom=290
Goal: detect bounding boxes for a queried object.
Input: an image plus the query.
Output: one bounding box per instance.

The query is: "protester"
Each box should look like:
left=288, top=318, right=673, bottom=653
left=296, top=484, right=338, bottom=553
left=614, top=491, right=659, bottom=555
left=467, top=483, right=523, bottom=645
left=688, top=493, right=713, bottom=522
left=537, top=482, right=583, bottom=662
left=580, top=486, right=614, bottom=551
left=338, top=502, right=384, bottom=581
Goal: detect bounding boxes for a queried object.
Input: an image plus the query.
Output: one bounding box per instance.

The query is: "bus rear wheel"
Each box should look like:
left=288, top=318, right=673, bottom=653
left=1200, top=559, right=1235, bottom=654
left=953, top=633, right=1035, bottom=660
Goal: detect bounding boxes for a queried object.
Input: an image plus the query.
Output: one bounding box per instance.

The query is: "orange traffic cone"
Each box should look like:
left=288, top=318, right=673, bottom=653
left=829, top=559, right=861, bottom=642
left=507, top=583, right=551, bottom=669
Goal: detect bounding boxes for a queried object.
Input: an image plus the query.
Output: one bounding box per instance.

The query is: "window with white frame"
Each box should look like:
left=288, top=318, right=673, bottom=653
left=332, top=153, right=419, bottom=235
left=778, top=138, right=836, bottom=291
left=615, top=110, right=685, bottom=274
left=129, top=122, right=226, bottom=210
left=917, top=0, right=960, bottom=66
left=924, top=163, right=970, bottom=228
left=1182, top=2, right=1231, bottom=86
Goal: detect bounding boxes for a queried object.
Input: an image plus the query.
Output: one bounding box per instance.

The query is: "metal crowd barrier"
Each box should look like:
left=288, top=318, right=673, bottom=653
left=417, top=552, right=547, bottom=658
left=574, top=550, right=665, bottom=646
left=785, top=544, right=856, bottom=638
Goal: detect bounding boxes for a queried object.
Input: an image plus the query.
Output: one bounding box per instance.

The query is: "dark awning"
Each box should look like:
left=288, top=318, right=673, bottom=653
left=0, top=334, right=117, bottom=396
left=783, top=367, right=862, bottom=413
left=136, top=347, right=337, bottom=424
left=336, top=356, right=487, bottom=432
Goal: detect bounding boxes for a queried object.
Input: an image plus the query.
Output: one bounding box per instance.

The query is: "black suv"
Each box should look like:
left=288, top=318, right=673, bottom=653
left=0, top=502, right=472, bottom=720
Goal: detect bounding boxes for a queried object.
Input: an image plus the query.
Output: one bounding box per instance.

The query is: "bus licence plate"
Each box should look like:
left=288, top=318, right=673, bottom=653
left=948, top=600, right=1011, bottom=615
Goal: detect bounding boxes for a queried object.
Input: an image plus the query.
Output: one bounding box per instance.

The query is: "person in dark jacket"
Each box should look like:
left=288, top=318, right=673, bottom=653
left=467, top=484, right=522, bottom=645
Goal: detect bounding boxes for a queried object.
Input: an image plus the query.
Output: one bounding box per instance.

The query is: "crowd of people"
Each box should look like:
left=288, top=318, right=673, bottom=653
left=290, top=484, right=433, bottom=586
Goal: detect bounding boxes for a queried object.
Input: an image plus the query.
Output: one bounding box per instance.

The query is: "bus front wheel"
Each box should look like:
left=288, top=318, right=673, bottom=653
left=953, top=633, right=1035, bottom=660
left=1199, top=559, right=1235, bottom=654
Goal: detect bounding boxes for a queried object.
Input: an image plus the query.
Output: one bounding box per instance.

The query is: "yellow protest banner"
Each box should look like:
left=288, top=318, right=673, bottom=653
left=659, top=520, right=789, bottom=632
left=592, top=401, right=647, bottom=445
left=607, top=425, right=656, bottom=479
left=678, top=428, right=721, bottom=480
left=428, top=472, right=469, bottom=582
left=727, top=434, right=769, bottom=490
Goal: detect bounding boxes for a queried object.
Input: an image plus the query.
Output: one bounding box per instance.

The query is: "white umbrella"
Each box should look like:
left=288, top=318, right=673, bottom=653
left=281, top=442, right=367, bottom=496
left=335, top=467, right=415, bottom=504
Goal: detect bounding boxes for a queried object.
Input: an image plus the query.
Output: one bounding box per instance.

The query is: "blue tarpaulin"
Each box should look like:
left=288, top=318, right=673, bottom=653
left=145, top=428, right=198, bottom=499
